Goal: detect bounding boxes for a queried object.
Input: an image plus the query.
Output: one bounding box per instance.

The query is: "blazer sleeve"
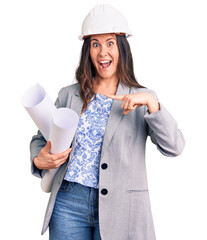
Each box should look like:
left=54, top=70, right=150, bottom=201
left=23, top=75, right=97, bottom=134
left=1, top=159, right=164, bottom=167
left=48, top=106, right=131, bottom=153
left=29, top=92, right=62, bottom=178
left=144, top=90, right=185, bottom=157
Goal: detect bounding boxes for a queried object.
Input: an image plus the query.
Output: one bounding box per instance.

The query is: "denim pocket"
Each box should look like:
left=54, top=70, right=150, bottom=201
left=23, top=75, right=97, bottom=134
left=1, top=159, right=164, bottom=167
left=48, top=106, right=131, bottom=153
left=59, top=180, right=74, bottom=192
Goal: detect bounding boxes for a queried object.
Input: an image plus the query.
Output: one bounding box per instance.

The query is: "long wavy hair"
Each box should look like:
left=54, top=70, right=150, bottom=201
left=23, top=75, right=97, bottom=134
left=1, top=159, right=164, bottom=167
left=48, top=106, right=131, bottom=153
left=75, top=35, right=145, bottom=114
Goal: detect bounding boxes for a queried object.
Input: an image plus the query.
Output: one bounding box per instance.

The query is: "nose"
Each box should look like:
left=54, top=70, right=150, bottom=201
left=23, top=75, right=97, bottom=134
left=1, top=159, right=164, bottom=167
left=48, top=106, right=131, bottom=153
left=98, top=45, right=108, bottom=57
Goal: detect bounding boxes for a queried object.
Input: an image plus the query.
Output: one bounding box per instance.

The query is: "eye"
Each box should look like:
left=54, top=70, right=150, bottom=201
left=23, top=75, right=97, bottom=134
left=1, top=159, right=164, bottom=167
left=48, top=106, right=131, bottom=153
left=92, top=42, right=99, bottom=48
left=107, top=41, right=114, bottom=47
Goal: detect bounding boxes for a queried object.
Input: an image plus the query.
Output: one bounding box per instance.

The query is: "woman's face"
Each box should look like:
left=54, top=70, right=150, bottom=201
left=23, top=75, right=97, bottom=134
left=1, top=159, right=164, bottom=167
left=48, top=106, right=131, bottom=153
left=90, top=33, right=119, bottom=80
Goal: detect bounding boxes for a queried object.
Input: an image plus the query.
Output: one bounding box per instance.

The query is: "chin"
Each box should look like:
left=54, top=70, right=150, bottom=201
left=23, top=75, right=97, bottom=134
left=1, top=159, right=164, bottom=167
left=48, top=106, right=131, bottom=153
left=98, top=72, right=116, bottom=80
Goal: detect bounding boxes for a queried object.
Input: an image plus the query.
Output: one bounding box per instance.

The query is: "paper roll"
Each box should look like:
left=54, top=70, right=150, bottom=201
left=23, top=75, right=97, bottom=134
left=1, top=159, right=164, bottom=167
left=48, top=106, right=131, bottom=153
left=22, top=84, right=79, bottom=193
left=22, top=84, right=55, bottom=140
left=41, top=108, right=79, bottom=193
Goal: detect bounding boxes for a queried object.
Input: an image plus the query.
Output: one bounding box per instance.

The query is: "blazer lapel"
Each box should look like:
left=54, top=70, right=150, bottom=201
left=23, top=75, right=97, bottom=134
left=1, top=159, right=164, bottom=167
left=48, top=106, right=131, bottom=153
left=101, top=82, right=130, bottom=159
left=70, top=87, right=83, bottom=116
left=67, top=86, right=83, bottom=152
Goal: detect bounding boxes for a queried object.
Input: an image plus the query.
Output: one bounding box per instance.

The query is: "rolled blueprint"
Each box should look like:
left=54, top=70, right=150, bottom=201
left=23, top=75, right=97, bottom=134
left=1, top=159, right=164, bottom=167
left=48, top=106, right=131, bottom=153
left=22, top=84, right=55, bottom=140
left=41, top=108, right=79, bottom=193
left=22, top=84, right=79, bottom=193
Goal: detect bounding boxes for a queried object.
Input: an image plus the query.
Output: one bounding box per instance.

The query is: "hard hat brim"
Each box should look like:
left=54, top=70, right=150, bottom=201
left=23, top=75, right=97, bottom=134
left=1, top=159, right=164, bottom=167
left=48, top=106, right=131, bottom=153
left=78, top=32, right=132, bottom=40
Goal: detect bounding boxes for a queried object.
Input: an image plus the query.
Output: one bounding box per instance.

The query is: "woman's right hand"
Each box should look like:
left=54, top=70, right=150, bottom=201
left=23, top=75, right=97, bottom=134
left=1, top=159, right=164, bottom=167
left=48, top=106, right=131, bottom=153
left=33, top=141, right=72, bottom=170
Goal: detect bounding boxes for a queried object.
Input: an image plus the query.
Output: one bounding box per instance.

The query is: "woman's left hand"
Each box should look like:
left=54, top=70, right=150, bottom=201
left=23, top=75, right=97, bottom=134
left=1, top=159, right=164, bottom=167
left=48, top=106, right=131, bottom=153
left=105, top=92, right=160, bottom=115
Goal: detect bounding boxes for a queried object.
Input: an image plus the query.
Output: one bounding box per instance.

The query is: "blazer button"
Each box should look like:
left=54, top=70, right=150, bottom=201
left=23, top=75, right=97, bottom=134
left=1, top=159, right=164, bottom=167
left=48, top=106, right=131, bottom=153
left=101, top=188, right=108, bottom=195
left=101, top=163, right=108, bottom=170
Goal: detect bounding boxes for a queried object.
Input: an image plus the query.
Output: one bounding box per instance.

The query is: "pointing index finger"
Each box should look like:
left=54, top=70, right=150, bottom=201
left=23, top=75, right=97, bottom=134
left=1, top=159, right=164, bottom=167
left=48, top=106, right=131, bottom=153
left=105, top=94, right=125, bottom=101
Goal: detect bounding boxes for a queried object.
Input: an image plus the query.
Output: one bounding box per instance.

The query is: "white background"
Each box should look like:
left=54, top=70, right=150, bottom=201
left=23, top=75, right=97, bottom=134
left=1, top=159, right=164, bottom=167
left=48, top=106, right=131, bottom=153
left=0, top=0, right=207, bottom=239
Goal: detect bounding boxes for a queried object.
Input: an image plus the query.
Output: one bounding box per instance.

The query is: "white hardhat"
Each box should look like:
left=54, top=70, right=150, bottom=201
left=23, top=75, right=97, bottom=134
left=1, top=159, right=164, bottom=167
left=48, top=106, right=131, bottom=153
left=79, top=4, right=132, bottom=40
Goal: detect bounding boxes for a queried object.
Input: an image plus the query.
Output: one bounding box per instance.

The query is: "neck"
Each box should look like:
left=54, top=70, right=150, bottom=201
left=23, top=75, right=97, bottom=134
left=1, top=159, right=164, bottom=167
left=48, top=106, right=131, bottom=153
left=92, top=76, right=119, bottom=95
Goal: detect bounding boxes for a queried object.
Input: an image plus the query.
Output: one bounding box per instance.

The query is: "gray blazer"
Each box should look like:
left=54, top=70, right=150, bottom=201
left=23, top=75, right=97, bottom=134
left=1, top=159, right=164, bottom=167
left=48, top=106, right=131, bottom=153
left=30, top=82, right=185, bottom=240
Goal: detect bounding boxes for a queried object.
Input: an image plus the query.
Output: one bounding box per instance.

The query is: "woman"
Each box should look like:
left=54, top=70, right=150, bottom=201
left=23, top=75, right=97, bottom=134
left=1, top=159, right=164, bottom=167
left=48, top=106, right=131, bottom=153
left=30, top=4, right=185, bottom=240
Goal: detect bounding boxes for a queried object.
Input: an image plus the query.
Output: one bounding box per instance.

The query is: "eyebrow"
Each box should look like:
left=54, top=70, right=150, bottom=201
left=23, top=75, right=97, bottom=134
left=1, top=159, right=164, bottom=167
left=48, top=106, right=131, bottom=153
left=90, top=37, right=115, bottom=42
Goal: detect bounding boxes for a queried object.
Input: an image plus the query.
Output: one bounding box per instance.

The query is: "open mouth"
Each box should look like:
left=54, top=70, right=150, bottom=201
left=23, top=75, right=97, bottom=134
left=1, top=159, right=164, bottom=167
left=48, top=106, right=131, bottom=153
left=98, top=60, right=112, bottom=69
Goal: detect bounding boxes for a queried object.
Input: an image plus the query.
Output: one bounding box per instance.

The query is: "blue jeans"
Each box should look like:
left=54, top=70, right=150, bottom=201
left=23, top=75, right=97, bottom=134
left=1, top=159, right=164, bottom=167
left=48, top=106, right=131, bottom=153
left=49, top=180, right=102, bottom=240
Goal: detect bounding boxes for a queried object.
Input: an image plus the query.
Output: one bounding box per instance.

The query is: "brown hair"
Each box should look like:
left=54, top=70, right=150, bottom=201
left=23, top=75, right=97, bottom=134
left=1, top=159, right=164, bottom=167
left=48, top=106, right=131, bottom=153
left=75, top=35, right=145, bottom=114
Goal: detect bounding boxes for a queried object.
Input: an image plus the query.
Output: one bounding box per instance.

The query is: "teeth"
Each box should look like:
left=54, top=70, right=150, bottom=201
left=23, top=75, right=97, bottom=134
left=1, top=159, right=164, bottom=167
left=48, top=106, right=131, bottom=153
left=99, top=60, right=110, bottom=63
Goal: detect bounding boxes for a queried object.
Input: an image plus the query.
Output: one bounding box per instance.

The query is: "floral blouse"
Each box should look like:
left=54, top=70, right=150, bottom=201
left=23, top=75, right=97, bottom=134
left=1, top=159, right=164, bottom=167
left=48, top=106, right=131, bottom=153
left=64, top=93, right=114, bottom=188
